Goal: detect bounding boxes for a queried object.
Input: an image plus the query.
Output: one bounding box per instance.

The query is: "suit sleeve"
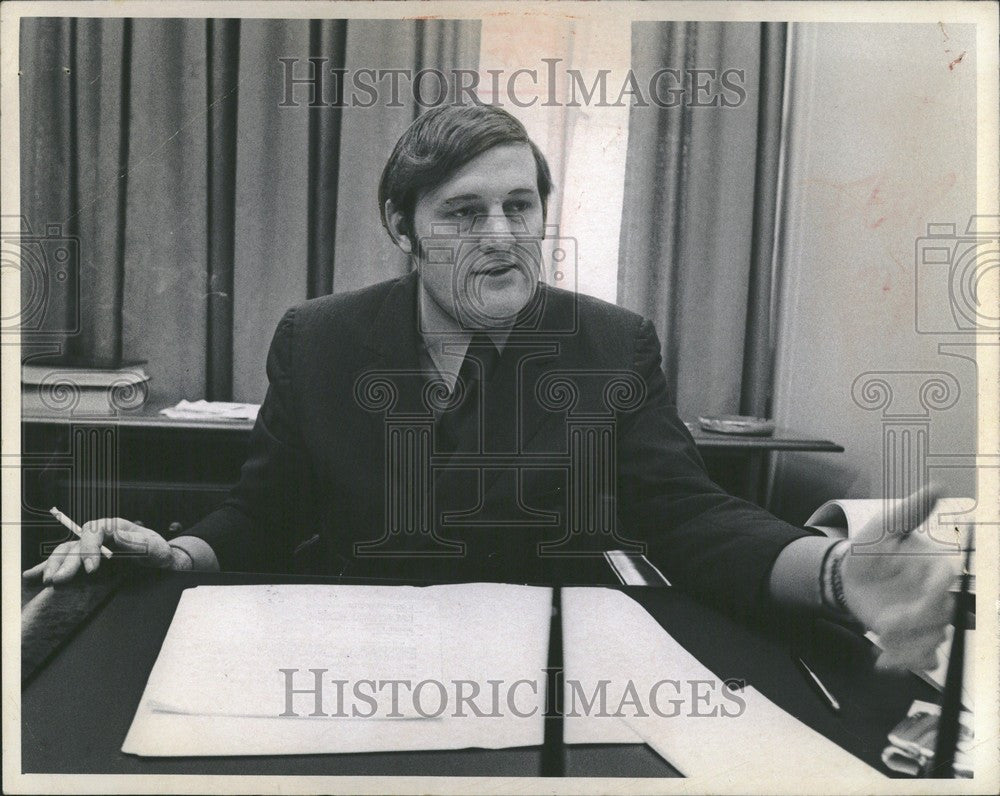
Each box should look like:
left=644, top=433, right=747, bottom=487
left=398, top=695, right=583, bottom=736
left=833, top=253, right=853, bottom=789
left=617, top=317, right=812, bottom=619
left=183, top=307, right=317, bottom=573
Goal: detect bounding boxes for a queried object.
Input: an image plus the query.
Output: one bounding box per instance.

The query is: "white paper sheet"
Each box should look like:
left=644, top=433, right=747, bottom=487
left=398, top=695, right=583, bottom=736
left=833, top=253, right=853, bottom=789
left=141, top=584, right=443, bottom=718
left=123, top=583, right=552, bottom=756
left=561, top=588, right=882, bottom=786
left=159, top=399, right=260, bottom=421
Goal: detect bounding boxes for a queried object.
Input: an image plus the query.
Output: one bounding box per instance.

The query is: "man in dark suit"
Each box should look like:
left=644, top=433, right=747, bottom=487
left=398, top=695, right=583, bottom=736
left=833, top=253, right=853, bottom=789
left=26, top=104, right=955, bottom=672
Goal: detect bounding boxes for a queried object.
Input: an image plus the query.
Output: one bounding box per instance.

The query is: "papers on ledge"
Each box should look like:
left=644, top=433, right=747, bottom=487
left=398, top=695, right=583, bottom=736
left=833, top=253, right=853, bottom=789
left=159, top=399, right=260, bottom=421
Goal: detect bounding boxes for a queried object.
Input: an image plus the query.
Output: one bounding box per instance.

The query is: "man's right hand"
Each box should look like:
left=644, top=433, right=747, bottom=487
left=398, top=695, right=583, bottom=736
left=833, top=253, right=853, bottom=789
left=21, top=518, right=191, bottom=585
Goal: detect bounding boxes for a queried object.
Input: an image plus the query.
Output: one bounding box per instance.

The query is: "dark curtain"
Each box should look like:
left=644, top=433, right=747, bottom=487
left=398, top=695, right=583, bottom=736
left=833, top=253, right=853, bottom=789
left=19, top=17, right=480, bottom=404
left=617, top=22, right=787, bottom=421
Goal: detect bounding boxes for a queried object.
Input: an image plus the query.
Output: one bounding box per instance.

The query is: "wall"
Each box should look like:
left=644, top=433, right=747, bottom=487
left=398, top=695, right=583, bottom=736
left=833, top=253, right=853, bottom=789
left=768, top=23, right=979, bottom=523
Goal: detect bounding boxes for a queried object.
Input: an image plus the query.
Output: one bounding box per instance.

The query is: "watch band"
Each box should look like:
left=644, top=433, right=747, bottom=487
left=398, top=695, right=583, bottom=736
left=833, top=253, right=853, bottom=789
left=821, top=539, right=852, bottom=618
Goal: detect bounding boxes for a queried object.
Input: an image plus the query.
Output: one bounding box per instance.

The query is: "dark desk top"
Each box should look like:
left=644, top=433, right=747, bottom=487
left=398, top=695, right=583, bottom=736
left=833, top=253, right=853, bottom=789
left=21, top=569, right=931, bottom=779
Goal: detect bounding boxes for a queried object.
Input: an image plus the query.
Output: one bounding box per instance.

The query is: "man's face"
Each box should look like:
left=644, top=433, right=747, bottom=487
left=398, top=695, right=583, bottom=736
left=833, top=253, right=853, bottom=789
left=409, top=143, right=545, bottom=328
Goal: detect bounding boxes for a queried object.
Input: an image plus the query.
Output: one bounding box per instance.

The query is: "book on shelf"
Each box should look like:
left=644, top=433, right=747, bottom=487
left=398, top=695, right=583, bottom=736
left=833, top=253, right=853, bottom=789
left=22, top=361, right=150, bottom=416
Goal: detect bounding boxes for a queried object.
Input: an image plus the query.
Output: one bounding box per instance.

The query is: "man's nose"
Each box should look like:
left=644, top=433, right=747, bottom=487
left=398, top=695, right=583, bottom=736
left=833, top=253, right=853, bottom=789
left=473, top=214, right=518, bottom=249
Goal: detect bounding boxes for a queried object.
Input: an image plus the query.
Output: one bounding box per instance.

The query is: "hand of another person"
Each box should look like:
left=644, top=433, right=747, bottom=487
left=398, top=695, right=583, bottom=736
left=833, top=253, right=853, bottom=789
left=21, top=518, right=191, bottom=585
left=839, top=485, right=962, bottom=672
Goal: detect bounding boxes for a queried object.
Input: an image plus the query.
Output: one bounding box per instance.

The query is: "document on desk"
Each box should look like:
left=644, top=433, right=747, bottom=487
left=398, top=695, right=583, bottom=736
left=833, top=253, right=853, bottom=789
left=561, top=588, right=882, bottom=786
left=122, top=583, right=552, bottom=756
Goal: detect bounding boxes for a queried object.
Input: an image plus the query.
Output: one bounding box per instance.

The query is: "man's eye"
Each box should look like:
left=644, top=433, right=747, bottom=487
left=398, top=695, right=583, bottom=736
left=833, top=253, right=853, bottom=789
left=448, top=207, right=472, bottom=219
left=505, top=200, right=531, bottom=214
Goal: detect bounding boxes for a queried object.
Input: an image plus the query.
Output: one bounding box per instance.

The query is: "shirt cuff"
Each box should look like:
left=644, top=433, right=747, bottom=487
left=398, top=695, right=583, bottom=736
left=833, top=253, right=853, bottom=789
left=169, top=535, right=220, bottom=572
left=768, top=535, right=839, bottom=612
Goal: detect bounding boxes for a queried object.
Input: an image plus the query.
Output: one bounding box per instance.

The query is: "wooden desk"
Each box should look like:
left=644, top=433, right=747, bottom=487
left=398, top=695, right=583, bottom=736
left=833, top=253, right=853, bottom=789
left=20, top=569, right=934, bottom=779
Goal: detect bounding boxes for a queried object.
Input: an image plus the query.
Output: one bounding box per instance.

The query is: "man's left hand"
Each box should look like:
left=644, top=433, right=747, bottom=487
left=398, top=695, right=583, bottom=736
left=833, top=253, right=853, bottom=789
left=840, top=485, right=964, bottom=672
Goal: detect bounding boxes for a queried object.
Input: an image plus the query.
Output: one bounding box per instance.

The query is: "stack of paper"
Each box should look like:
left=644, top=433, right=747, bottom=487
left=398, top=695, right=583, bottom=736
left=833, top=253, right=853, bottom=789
left=159, top=399, right=260, bottom=421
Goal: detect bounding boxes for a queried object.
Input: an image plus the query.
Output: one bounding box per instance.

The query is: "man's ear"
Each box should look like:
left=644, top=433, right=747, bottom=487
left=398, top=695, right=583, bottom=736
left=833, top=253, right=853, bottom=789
left=384, top=200, right=413, bottom=255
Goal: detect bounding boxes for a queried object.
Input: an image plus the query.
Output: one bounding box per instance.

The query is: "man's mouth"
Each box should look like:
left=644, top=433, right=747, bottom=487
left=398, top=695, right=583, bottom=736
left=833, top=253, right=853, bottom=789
left=475, top=261, right=519, bottom=277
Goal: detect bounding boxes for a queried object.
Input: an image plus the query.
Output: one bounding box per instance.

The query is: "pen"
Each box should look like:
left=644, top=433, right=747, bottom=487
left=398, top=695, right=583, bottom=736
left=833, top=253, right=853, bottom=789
left=929, top=529, right=974, bottom=778
left=49, top=507, right=113, bottom=559
left=795, top=656, right=840, bottom=713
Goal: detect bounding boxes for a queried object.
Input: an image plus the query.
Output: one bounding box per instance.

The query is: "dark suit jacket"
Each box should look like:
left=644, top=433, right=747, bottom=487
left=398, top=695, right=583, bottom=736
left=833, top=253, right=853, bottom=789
left=187, top=271, right=810, bottom=617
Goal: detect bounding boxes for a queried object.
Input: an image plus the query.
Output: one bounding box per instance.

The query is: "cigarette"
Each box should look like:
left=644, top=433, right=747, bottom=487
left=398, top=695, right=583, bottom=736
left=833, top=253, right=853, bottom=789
left=49, top=507, right=114, bottom=559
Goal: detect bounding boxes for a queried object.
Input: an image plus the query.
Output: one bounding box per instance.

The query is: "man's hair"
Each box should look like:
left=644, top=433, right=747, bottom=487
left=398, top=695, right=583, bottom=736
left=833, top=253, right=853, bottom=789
left=378, top=104, right=554, bottom=240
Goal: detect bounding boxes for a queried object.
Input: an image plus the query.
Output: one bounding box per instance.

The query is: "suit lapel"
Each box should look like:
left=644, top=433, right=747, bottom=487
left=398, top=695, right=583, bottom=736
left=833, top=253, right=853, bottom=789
left=357, top=270, right=430, bottom=418
left=355, top=275, right=578, bottom=517
left=508, top=283, right=579, bottom=456
left=362, top=269, right=422, bottom=368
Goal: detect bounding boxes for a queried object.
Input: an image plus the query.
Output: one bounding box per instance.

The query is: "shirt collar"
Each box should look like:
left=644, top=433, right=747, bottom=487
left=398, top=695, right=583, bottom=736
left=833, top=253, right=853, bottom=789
left=418, top=279, right=512, bottom=382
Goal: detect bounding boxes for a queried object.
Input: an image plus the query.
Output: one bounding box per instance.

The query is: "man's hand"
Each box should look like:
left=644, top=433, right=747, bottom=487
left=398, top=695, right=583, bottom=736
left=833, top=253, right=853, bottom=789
left=840, top=485, right=962, bottom=672
left=21, top=518, right=191, bottom=585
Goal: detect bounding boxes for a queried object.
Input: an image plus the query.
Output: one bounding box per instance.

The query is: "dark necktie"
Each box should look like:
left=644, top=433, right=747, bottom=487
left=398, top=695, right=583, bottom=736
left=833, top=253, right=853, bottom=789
left=435, top=332, right=501, bottom=453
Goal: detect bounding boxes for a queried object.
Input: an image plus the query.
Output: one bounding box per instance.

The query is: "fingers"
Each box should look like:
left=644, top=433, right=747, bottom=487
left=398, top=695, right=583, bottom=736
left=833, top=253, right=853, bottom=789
left=873, top=575, right=954, bottom=673
left=894, top=482, right=945, bottom=539
left=876, top=606, right=950, bottom=671
left=78, top=519, right=109, bottom=574
left=40, top=541, right=85, bottom=584
left=21, top=517, right=149, bottom=584
left=107, top=522, right=173, bottom=568
left=109, top=523, right=154, bottom=557
left=878, top=614, right=949, bottom=658
left=876, top=649, right=935, bottom=673
left=22, top=559, right=49, bottom=580
left=871, top=573, right=954, bottom=638
left=22, top=540, right=84, bottom=582
left=856, top=484, right=946, bottom=551
left=876, top=626, right=947, bottom=673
